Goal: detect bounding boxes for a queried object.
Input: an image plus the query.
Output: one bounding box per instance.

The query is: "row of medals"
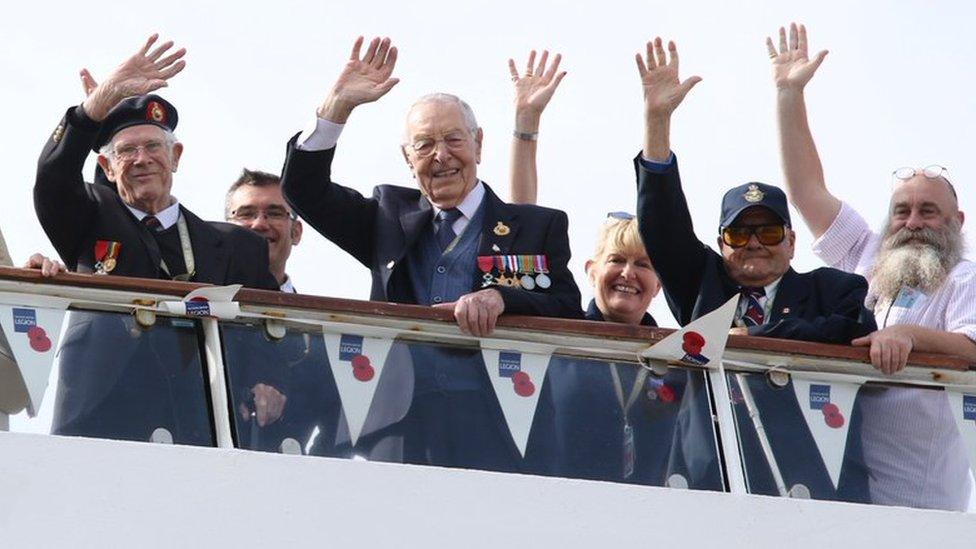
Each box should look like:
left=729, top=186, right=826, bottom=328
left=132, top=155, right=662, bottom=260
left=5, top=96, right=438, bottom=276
left=484, top=270, right=551, bottom=290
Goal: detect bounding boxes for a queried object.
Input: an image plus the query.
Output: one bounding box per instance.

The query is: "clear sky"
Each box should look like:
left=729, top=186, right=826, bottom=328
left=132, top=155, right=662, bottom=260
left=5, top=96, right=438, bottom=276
left=2, top=0, right=974, bottom=327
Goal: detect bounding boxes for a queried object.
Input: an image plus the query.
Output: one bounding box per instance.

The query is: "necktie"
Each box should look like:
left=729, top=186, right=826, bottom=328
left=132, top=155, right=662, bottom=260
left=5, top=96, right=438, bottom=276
left=740, top=287, right=766, bottom=327
left=142, top=215, right=163, bottom=233
left=435, top=208, right=463, bottom=252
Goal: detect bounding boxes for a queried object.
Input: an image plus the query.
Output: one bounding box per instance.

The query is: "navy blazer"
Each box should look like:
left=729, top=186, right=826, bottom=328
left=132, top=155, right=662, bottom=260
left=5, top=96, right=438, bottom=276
left=280, top=137, right=582, bottom=319
left=634, top=154, right=876, bottom=343
left=35, top=106, right=279, bottom=290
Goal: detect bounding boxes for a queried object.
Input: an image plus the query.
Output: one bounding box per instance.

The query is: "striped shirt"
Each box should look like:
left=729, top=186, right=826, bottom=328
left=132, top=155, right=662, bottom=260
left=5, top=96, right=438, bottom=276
left=811, top=202, right=973, bottom=511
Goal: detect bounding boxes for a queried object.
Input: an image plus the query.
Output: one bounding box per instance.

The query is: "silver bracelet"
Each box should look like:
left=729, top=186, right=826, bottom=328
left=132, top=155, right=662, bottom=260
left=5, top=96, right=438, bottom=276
left=513, top=130, right=539, bottom=141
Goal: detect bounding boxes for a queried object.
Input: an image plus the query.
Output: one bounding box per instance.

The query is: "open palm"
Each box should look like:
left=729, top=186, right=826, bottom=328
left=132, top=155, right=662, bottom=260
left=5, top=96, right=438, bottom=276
left=509, top=50, right=567, bottom=116
left=767, top=23, right=827, bottom=90
left=636, top=38, right=701, bottom=117
left=82, top=34, right=186, bottom=120
left=331, top=36, right=399, bottom=107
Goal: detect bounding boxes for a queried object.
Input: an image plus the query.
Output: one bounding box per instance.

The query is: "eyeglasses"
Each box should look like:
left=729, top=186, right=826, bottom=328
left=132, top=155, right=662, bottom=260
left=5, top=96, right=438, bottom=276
left=606, top=211, right=635, bottom=220
left=720, top=224, right=787, bottom=248
left=112, top=140, right=168, bottom=161
left=229, top=206, right=295, bottom=222
left=893, top=165, right=957, bottom=199
left=407, top=131, right=472, bottom=158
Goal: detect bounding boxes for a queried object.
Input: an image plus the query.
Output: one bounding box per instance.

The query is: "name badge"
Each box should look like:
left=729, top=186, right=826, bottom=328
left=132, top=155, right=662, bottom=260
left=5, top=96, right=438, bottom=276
left=893, top=286, right=926, bottom=309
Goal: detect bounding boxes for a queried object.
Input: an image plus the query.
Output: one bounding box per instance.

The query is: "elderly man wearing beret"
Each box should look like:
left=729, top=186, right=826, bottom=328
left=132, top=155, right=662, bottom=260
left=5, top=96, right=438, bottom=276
left=34, top=35, right=279, bottom=446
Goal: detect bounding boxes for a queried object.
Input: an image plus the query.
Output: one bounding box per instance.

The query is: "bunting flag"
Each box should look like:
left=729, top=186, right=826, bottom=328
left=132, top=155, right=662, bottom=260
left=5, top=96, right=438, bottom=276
left=481, top=348, right=552, bottom=456
left=640, top=296, right=738, bottom=368
left=323, top=331, right=395, bottom=446
left=790, top=376, right=861, bottom=488
left=0, top=301, right=69, bottom=417
left=945, top=391, right=976, bottom=479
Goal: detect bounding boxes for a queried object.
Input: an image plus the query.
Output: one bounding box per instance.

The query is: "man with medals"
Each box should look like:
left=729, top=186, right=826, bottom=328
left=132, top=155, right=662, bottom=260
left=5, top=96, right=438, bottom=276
left=771, top=23, right=975, bottom=511
left=279, top=36, right=582, bottom=473
left=634, top=37, right=876, bottom=502
left=34, top=35, right=279, bottom=446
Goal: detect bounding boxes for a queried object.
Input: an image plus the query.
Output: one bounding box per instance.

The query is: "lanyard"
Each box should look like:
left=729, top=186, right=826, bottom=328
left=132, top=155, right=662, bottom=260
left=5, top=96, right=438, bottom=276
left=609, top=362, right=649, bottom=426
left=159, top=213, right=195, bottom=282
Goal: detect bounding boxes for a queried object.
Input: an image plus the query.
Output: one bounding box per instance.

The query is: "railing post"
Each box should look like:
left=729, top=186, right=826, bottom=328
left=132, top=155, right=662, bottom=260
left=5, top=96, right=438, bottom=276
left=709, top=364, right=748, bottom=495
left=201, top=318, right=234, bottom=449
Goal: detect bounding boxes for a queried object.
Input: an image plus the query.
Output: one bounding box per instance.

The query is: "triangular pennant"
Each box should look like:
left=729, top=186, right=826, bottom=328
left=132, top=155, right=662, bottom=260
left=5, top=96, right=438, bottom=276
left=945, top=391, right=976, bottom=479
left=641, top=296, right=738, bottom=367
left=481, top=349, right=551, bottom=456
left=791, top=376, right=860, bottom=488
left=0, top=303, right=68, bottom=416
left=322, top=331, right=394, bottom=446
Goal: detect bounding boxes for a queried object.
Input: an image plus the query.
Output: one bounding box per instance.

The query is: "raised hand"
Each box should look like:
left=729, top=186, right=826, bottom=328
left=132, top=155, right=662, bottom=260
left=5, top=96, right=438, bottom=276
left=317, top=36, right=400, bottom=123
left=636, top=38, right=701, bottom=119
left=508, top=50, right=567, bottom=130
left=81, top=34, right=186, bottom=121
left=767, top=22, right=828, bottom=91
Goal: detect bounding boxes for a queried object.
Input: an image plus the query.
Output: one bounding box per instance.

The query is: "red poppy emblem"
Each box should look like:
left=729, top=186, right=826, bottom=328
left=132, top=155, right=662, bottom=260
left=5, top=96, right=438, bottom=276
left=681, top=331, right=705, bottom=355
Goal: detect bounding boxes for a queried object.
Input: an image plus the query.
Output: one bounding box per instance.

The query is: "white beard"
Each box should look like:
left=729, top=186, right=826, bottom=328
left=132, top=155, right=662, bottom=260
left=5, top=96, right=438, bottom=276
left=869, top=218, right=964, bottom=307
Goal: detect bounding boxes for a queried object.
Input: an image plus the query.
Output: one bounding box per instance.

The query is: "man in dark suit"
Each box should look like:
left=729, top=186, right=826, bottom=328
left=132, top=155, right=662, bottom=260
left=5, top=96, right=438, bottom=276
left=631, top=38, right=876, bottom=501
left=280, top=36, right=581, bottom=334
left=35, top=35, right=278, bottom=446
left=280, top=36, right=582, bottom=472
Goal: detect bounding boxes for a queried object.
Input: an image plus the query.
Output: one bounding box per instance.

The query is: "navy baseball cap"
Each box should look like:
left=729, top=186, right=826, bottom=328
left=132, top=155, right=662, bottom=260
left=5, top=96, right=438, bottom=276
left=719, top=182, right=791, bottom=230
left=92, top=94, right=178, bottom=152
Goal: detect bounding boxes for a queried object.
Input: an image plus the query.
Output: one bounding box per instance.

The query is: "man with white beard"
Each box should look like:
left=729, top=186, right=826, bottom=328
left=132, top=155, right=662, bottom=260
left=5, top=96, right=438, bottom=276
left=770, top=23, right=976, bottom=511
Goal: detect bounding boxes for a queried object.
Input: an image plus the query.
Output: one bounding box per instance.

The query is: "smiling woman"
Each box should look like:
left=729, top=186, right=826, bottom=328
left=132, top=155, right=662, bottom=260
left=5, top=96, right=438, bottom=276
left=584, top=215, right=661, bottom=326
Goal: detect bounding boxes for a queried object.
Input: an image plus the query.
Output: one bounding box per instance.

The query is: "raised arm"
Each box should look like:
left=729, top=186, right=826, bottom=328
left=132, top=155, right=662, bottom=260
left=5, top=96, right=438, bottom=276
left=36, top=35, right=185, bottom=267
left=638, top=38, right=701, bottom=161
left=507, top=50, right=566, bottom=204
left=317, top=36, right=400, bottom=124
left=769, top=23, right=840, bottom=238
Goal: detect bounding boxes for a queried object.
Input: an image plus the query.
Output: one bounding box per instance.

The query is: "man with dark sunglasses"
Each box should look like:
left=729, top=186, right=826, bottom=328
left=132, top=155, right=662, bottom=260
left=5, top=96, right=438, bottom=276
left=633, top=37, right=875, bottom=343
left=633, top=36, right=877, bottom=506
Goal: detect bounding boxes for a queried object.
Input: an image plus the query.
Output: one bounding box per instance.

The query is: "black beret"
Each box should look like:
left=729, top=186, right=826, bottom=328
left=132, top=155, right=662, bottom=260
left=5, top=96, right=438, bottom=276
left=92, top=94, right=178, bottom=153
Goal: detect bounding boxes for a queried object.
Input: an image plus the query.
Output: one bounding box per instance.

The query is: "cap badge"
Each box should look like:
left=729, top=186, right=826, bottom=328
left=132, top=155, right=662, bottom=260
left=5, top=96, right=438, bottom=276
left=147, top=101, right=166, bottom=124
left=744, top=184, right=764, bottom=203
left=493, top=221, right=511, bottom=236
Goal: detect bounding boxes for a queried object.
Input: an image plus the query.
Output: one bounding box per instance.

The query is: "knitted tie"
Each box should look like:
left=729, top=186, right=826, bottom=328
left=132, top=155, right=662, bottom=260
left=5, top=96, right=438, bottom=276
left=740, top=287, right=766, bottom=327
left=435, top=208, right=463, bottom=252
left=142, top=215, right=163, bottom=233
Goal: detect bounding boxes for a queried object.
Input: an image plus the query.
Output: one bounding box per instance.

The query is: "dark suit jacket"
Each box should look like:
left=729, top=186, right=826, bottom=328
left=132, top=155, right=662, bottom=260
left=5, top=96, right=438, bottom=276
left=634, top=154, right=876, bottom=343
left=35, top=106, right=278, bottom=290
left=280, top=137, right=582, bottom=318
left=635, top=153, right=874, bottom=502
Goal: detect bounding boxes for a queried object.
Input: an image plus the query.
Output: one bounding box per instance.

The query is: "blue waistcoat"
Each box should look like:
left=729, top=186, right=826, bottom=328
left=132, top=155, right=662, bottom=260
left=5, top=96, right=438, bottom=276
left=406, top=201, right=485, bottom=306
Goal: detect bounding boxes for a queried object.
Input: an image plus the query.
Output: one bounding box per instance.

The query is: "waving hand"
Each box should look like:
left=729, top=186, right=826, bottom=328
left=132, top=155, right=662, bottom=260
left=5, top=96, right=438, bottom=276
left=318, top=36, right=400, bottom=123
left=767, top=22, right=828, bottom=91
left=81, top=34, right=186, bottom=121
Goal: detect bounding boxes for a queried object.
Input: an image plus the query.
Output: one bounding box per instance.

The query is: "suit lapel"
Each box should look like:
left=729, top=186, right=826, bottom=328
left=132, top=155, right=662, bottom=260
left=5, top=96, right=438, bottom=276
left=384, top=196, right=433, bottom=293
left=769, top=268, right=807, bottom=322
left=477, top=185, right=519, bottom=256
left=181, top=207, right=229, bottom=284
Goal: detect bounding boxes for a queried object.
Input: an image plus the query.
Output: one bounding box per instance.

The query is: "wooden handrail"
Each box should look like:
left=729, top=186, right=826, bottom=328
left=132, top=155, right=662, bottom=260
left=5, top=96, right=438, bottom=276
left=1, top=266, right=970, bottom=371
